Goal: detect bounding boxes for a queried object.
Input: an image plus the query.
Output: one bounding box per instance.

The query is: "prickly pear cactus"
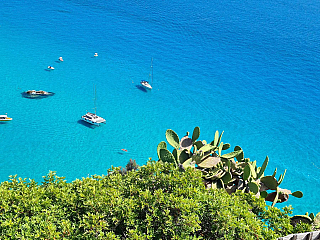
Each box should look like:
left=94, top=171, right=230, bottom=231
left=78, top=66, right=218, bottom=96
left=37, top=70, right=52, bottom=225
left=192, top=126, right=200, bottom=143
left=157, top=141, right=167, bottom=160
left=159, top=148, right=177, bottom=166
left=257, top=156, right=268, bottom=179
left=165, top=129, right=180, bottom=149
left=157, top=127, right=304, bottom=207
left=261, top=176, right=279, bottom=190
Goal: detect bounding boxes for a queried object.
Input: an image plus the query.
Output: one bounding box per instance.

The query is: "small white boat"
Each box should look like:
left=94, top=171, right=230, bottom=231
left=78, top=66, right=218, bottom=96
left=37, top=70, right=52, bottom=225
left=81, top=112, right=106, bottom=126
left=59, top=57, right=64, bottom=62
left=48, top=66, right=55, bottom=70
left=81, top=85, right=106, bottom=126
left=26, top=90, right=53, bottom=95
left=94, top=53, right=98, bottom=57
left=24, top=90, right=54, bottom=98
left=140, top=80, right=152, bottom=90
left=0, top=114, right=12, bottom=122
left=140, top=58, right=153, bottom=90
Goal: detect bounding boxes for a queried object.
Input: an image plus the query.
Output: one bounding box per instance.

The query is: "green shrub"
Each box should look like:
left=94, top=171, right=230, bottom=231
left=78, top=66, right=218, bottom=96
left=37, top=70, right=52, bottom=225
left=0, top=161, right=311, bottom=239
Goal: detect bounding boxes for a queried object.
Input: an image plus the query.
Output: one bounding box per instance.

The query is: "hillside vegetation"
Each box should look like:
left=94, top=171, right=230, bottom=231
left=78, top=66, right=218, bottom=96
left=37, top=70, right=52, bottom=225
left=0, top=161, right=312, bottom=239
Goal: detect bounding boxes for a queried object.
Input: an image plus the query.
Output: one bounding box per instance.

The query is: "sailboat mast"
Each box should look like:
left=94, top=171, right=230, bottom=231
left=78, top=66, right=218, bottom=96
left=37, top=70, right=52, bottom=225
left=151, top=57, right=153, bottom=86
left=94, top=84, right=97, bottom=115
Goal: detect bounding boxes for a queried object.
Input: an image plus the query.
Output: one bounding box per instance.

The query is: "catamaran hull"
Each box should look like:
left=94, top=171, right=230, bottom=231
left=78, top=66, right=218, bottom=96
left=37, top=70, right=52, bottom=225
left=81, top=118, right=103, bottom=126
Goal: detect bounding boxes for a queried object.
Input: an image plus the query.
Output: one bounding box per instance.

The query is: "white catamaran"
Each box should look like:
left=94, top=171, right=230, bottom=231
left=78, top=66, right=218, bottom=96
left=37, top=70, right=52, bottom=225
left=140, top=58, right=153, bottom=90
left=81, top=85, right=106, bottom=126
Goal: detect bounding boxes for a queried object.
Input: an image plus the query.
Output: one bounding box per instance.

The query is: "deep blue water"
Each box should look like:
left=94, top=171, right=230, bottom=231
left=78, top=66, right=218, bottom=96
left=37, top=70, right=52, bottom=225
left=1, top=0, right=320, bottom=215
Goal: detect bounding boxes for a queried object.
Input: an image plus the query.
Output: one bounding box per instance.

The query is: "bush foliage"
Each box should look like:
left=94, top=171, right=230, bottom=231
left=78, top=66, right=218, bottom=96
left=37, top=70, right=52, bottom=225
left=0, top=161, right=311, bottom=239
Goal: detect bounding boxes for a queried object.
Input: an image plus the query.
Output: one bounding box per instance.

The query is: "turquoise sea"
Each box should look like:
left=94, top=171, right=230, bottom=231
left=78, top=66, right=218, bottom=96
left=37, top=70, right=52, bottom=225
left=1, top=0, right=320, bottom=215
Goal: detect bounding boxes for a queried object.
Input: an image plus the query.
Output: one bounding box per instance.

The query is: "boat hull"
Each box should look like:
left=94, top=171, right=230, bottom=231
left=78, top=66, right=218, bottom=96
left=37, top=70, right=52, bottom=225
left=0, top=119, right=12, bottom=121
left=81, top=117, right=103, bottom=126
left=22, top=91, right=55, bottom=99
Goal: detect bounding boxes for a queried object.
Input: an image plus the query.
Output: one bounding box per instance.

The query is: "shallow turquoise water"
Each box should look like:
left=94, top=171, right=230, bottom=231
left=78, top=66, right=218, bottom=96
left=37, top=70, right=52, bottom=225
left=1, top=0, right=320, bottom=214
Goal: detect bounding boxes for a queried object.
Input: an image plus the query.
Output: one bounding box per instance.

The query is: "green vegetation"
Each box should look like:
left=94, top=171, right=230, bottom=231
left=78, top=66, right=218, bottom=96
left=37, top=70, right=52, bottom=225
left=0, top=161, right=313, bottom=239
left=0, top=126, right=318, bottom=239
left=157, top=127, right=303, bottom=207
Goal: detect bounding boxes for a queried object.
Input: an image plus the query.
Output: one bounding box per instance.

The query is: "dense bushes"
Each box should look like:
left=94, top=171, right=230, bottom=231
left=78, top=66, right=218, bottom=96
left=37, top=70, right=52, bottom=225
left=0, top=161, right=311, bottom=239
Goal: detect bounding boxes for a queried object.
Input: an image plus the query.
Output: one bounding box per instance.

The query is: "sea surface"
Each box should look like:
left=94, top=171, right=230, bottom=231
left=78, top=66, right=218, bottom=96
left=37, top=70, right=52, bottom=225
left=1, top=0, right=320, bottom=215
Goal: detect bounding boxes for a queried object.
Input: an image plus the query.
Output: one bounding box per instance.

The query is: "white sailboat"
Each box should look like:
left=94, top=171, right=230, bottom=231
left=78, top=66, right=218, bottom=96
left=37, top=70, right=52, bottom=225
left=81, top=85, right=106, bottom=126
left=140, top=58, right=153, bottom=90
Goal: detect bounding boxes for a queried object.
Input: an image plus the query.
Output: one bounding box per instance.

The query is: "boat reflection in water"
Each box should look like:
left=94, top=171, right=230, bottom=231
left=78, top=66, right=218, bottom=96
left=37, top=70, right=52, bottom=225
left=22, top=90, right=55, bottom=99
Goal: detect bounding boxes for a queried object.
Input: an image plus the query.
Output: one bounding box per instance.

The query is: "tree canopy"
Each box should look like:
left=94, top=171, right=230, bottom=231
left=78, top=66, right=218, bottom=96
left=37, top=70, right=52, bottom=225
left=0, top=161, right=311, bottom=239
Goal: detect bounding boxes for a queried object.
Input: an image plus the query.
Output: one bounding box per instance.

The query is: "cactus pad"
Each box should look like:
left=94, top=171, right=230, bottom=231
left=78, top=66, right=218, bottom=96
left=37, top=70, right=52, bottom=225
left=197, top=156, right=221, bottom=168
left=192, top=126, right=200, bottom=142
left=257, top=156, right=268, bottom=179
left=248, top=181, right=259, bottom=194
left=261, top=176, right=278, bottom=190
left=292, top=191, right=303, bottom=198
left=243, top=164, right=251, bottom=181
left=157, top=141, right=167, bottom=160
left=165, top=129, right=180, bottom=149
left=221, top=150, right=243, bottom=159
left=159, top=148, right=176, bottom=165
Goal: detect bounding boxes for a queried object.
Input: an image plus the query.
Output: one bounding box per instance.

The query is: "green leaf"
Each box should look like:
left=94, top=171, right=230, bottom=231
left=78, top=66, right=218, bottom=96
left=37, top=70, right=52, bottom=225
left=218, top=142, right=223, bottom=156
left=179, top=149, right=191, bottom=163
left=192, top=126, right=200, bottom=142
left=243, top=164, right=251, bottom=181
left=278, top=169, right=287, bottom=185
left=213, top=130, right=219, bottom=147
left=234, top=146, right=244, bottom=162
left=199, top=144, right=217, bottom=153
left=221, top=158, right=231, bottom=172
left=157, top=141, right=167, bottom=160
left=271, top=188, right=279, bottom=207
left=198, top=156, right=221, bottom=168
left=257, top=156, right=268, bottom=179
left=221, top=172, right=232, bottom=184
left=292, top=191, right=303, bottom=198
left=182, top=158, right=194, bottom=169
left=249, top=162, right=257, bottom=179
left=248, top=182, right=259, bottom=194
left=260, top=191, right=268, bottom=198
left=261, top=176, right=278, bottom=190
left=193, top=141, right=204, bottom=151
left=159, top=149, right=177, bottom=166
left=165, top=129, right=180, bottom=149
left=217, top=131, right=224, bottom=147
left=222, top=143, right=231, bottom=150
left=172, top=148, right=178, bottom=161
left=221, top=150, right=243, bottom=159
left=309, top=212, right=315, bottom=220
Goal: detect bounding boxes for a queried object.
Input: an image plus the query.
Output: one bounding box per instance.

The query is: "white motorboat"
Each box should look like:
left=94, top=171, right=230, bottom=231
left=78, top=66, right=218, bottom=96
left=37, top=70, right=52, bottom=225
left=25, top=90, right=53, bottom=96
left=48, top=66, right=55, bottom=70
left=140, top=58, right=153, bottom=90
left=23, top=90, right=54, bottom=98
left=0, top=114, right=12, bottom=122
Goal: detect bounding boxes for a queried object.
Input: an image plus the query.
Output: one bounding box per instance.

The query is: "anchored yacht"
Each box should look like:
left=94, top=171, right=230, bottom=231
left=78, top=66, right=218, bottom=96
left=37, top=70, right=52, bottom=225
left=81, top=112, right=106, bottom=126
left=81, top=85, right=105, bottom=126
left=140, top=58, right=153, bottom=90
left=0, top=114, right=12, bottom=122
